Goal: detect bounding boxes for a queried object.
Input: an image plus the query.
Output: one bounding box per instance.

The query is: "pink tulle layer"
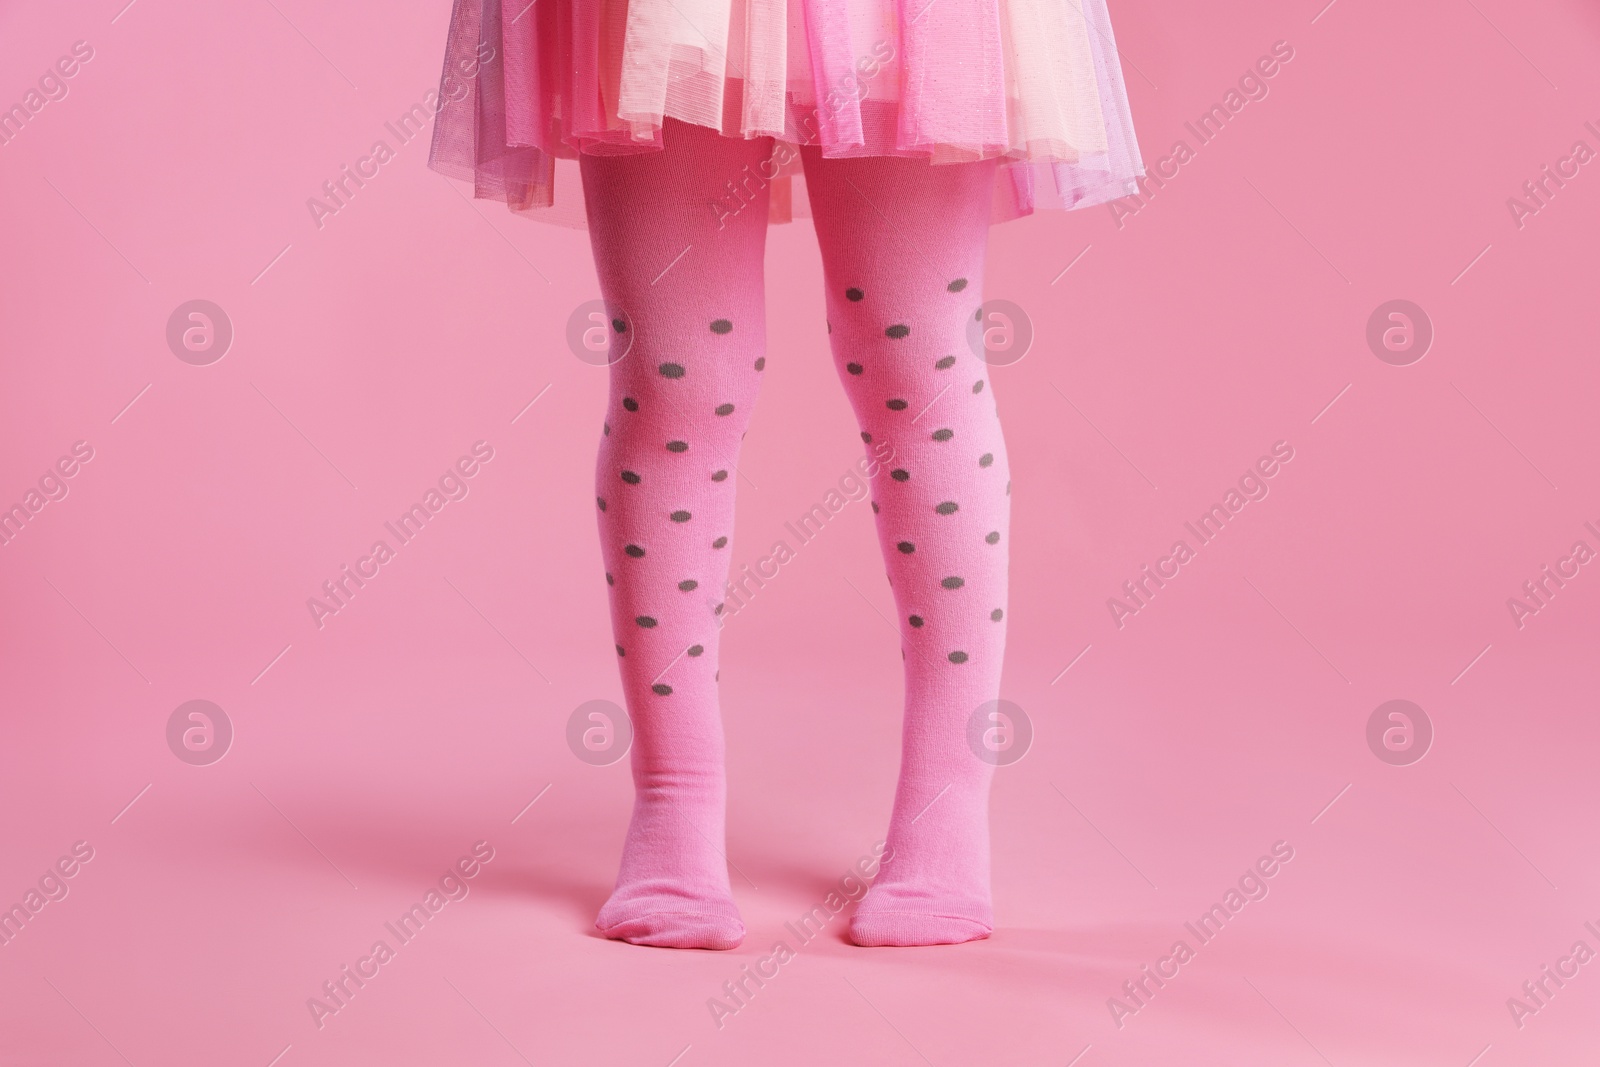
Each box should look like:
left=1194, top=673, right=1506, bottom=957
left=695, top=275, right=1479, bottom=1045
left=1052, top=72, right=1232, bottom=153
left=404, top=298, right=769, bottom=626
left=427, top=0, right=1145, bottom=226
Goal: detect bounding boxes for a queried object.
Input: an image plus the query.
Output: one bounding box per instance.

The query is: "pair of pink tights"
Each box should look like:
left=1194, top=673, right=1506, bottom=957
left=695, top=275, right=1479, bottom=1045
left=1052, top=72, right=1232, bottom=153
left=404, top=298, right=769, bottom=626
left=584, top=119, right=1008, bottom=949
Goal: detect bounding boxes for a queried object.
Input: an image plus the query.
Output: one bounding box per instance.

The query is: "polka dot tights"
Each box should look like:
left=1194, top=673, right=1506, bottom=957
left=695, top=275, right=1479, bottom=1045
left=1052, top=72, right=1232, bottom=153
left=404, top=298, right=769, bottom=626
left=582, top=120, right=1006, bottom=949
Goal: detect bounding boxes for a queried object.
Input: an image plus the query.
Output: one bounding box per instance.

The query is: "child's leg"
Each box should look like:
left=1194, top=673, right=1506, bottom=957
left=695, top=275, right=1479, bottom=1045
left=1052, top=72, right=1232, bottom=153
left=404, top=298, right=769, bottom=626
left=800, top=148, right=1008, bottom=947
left=583, top=120, right=773, bottom=950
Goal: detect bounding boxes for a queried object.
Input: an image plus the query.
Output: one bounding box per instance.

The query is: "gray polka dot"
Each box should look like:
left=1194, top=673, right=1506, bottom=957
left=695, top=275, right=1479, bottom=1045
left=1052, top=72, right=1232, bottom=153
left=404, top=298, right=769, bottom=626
left=932, top=428, right=953, bottom=442
left=755, top=357, right=766, bottom=370
left=891, top=469, right=910, bottom=482
left=712, top=470, right=729, bottom=482
left=671, top=510, right=691, bottom=523
left=942, top=576, right=965, bottom=589
left=897, top=541, right=915, bottom=554
left=606, top=572, right=614, bottom=585
left=636, top=616, right=658, bottom=628
left=979, top=453, right=994, bottom=467
left=861, top=431, right=872, bottom=443
left=885, top=324, right=910, bottom=339
left=679, top=579, right=699, bottom=591
left=667, top=440, right=689, bottom=453
left=847, top=362, right=863, bottom=375
left=846, top=287, right=864, bottom=301
left=710, top=319, right=733, bottom=334
left=660, top=362, right=685, bottom=378
left=935, top=356, right=956, bottom=370
left=688, top=644, right=704, bottom=656
left=625, top=544, right=645, bottom=558
left=603, top=422, right=611, bottom=435
left=597, top=497, right=607, bottom=511
left=621, top=470, right=641, bottom=484
left=935, top=502, right=958, bottom=515
left=985, top=531, right=1000, bottom=544
left=975, top=308, right=983, bottom=321
left=623, top=397, right=639, bottom=411
left=616, top=644, right=625, bottom=655
left=973, top=380, right=984, bottom=393
left=991, top=609, right=1003, bottom=621
left=712, top=536, right=728, bottom=549
left=871, top=501, right=880, bottom=513
left=652, top=683, right=672, bottom=695
left=909, top=614, right=924, bottom=628
left=948, top=278, right=968, bottom=292
left=714, top=603, right=725, bottom=615
left=948, top=650, right=969, bottom=664
left=715, top=403, right=735, bottom=416
left=886, top=399, right=908, bottom=411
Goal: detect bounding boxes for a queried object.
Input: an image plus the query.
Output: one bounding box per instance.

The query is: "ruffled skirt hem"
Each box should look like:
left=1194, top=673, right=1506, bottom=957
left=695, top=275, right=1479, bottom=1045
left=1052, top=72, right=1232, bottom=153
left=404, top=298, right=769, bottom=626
left=427, top=0, right=1144, bottom=226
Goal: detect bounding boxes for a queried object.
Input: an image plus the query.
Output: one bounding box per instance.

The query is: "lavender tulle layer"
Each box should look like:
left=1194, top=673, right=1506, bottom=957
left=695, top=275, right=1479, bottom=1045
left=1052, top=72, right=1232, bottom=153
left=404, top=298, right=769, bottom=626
left=426, top=0, right=1145, bottom=226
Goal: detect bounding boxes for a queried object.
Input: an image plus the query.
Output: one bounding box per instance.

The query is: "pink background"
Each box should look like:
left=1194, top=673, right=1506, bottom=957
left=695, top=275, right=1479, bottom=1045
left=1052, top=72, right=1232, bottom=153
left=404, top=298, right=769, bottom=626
left=4, top=0, right=1600, bottom=1063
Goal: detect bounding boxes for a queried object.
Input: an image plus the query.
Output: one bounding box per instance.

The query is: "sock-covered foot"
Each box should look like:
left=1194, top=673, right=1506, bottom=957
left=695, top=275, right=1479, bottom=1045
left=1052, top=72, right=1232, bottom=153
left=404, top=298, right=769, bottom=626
left=596, top=786, right=745, bottom=950
left=848, top=775, right=994, bottom=947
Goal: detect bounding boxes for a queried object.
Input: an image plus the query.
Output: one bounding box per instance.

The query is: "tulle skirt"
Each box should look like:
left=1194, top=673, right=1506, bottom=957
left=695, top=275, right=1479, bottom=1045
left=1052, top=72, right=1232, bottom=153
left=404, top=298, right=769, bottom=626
left=427, top=0, right=1145, bottom=226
